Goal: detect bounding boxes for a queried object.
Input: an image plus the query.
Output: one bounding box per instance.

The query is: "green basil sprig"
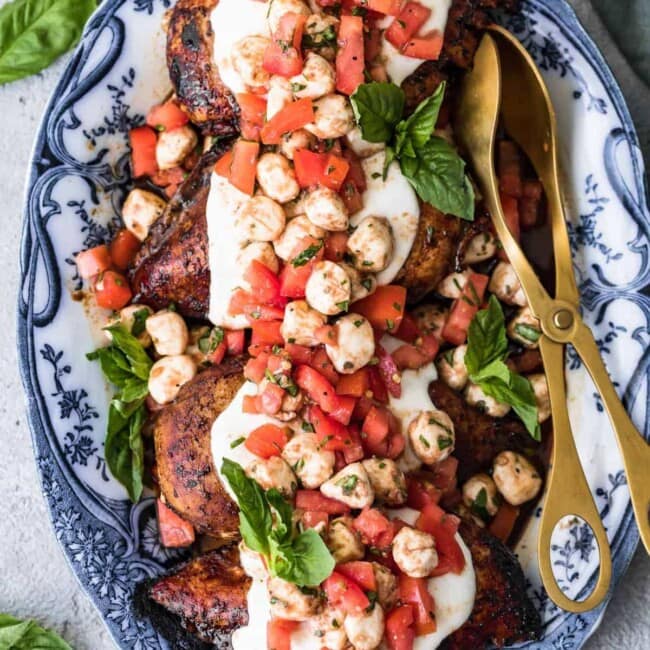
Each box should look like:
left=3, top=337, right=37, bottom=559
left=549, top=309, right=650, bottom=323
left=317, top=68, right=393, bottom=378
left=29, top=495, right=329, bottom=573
left=221, top=459, right=335, bottom=587
left=87, top=323, right=153, bottom=502
left=0, top=613, right=71, bottom=649
left=350, top=81, right=475, bottom=221
left=0, top=0, right=97, bottom=85
left=464, top=296, right=540, bottom=439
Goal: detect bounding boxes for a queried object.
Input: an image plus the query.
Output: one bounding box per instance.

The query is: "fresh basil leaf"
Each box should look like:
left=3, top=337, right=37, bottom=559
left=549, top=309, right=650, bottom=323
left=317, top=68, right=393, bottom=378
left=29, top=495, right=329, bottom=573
left=221, top=459, right=272, bottom=555
left=0, top=614, right=72, bottom=649
left=465, top=296, right=509, bottom=375
left=130, top=308, right=150, bottom=337
left=400, top=136, right=475, bottom=221
left=471, top=358, right=511, bottom=385
left=351, top=82, right=405, bottom=143
left=86, top=347, right=131, bottom=387
left=0, top=0, right=96, bottom=85
left=292, top=240, right=323, bottom=267
left=104, top=325, right=153, bottom=380
left=279, top=529, right=336, bottom=587
left=395, top=81, right=446, bottom=155
left=105, top=401, right=145, bottom=503
left=119, top=376, right=150, bottom=403
left=267, top=488, right=294, bottom=544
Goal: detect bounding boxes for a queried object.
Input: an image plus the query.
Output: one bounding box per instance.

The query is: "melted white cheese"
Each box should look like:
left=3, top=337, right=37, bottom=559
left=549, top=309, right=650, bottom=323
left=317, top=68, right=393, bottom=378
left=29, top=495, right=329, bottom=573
left=380, top=0, right=453, bottom=85
left=210, top=0, right=270, bottom=95
left=352, top=152, right=420, bottom=286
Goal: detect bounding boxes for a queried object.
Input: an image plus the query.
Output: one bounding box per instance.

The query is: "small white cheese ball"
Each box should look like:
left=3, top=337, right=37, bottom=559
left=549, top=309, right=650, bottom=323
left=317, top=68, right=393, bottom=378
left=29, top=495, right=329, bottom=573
left=278, top=128, right=315, bottom=160
left=392, top=526, right=438, bottom=578
left=309, top=607, right=348, bottom=650
left=372, top=563, right=399, bottom=610
left=304, top=186, right=349, bottom=231
left=268, top=576, right=322, bottom=622
left=303, top=13, right=339, bottom=61
left=492, top=450, right=542, bottom=506
left=344, top=604, right=384, bottom=650
left=327, top=516, right=365, bottom=563
left=412, top=303, right=448, bottom=341
left=231, top=36, right=271, bottom=88
left=236, top=196, right=286, bottom=242
left=436, top=345, right=469, bottom=391
left=282, top=432, right=335, bottom=489
left=507, top=306, right=542, bottom=349
left=321, top=462, right=374, bottom=509
left=273, top=215, right=325, bottom=261
left=325, top=314, right=375, bottom=374
left=267, top=75, right=293, bottom=120
left=281, top=300, right=327, bottom=347
left=156, top=125, right=198, bottom=170
left=462, top=231, right=498, bottom=264
left=489, top=261, right=527, bottom=306
left=408, top=409, right=455, bottom=465
left=305, top=261, right=351, bottom=316
left=465, top=382, right=511, bottom=417
left=267, top=0, right=310, bottom=32
left=347, top=216, right=393, bottom=272
left=106, top=304, right=153, bottom=347
left=290, top=53, right=335, bottom=100
left=362, top=458, right=407, bottom=506
left=121, top=188, right=166, bottom=241
left=306, top=94, right=355, bottom=139
left=246, top=456, right=297, bottom=498
left=528, top=372, right=551, bottom=423
left=344, top=126, right=386, bottom=158
left=148, top=355, right=197, bottom=404
left=436, top=270, right=472, bottom=300
left=339, top=263, right=376, bottom=303
left=256, top=152, right=300, bottom=204
left=146, top=310, right=189, bottom=356
left=237, top=241, right=280, bottom=275
left=462, top=473, right=500, bottom=517
left=396, top=434, right=423, bottom=474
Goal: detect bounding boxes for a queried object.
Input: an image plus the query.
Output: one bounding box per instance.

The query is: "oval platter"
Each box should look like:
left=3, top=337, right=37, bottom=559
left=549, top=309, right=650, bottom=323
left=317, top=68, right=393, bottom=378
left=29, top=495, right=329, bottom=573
left=17, top=0, right=650, bottom=648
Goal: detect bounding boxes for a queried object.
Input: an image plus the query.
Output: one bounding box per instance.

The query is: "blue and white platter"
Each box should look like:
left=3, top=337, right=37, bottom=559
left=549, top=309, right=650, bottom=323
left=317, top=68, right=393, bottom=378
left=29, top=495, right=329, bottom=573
left=17, top=0, right=650, bottom=648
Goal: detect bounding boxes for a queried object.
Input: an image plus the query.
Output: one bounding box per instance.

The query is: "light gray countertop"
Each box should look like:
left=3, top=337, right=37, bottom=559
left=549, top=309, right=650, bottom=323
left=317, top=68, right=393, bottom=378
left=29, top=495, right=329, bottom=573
left=0, top=1, right=648, bottom=648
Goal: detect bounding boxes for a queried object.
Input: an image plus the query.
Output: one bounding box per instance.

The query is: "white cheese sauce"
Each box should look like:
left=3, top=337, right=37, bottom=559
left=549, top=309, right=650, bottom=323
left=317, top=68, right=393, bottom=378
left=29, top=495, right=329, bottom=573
left=380, top=0, right=453, bottom=85
left=210, top=0, right=270, bottom=95
left=352, top=152, right=420, bottom=286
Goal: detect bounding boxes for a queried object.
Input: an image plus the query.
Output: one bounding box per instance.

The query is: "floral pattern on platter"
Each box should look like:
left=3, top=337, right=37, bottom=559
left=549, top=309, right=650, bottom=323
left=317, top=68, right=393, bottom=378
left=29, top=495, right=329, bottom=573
left=16, top=1, right=649, bottom=649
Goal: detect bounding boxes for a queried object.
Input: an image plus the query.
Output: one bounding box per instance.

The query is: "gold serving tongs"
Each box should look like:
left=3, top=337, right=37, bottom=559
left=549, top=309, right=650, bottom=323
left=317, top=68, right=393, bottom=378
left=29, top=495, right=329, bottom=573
left=456, top=27, right=650, bottom=612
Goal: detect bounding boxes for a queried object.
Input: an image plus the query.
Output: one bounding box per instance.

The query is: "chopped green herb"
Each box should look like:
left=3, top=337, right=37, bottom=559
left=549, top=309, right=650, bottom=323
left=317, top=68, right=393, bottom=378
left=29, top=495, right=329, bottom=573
left=292, top=240, right=324, bottom=267
left=419, top=434, right=431, bottom=449
left=336, top=300, right=349, bottom=312
left=437, top=436, right=453, bottom=450
left=514, top=323, right=541, bottom=343
left=336, top=474, right=359, bottom=495
left=230, top=436, right=246, bottom=449
left=302, top=421, right=315, bottom=432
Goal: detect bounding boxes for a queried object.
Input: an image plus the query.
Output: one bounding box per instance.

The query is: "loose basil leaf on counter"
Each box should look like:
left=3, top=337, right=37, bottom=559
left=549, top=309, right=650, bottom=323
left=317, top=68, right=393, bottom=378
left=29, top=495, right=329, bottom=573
left=0, top=0, right=97, bottom=85
left=0, top=613, right=72, bottom=649
left=351, top=82, right=405, bottom=143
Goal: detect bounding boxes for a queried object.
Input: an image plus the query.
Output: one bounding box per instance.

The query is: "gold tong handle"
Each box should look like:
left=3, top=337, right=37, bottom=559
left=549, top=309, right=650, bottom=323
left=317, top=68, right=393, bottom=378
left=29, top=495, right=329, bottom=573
left=571, top=320, right=650, bottom=553
left=537, top=337, right=612, bottom=611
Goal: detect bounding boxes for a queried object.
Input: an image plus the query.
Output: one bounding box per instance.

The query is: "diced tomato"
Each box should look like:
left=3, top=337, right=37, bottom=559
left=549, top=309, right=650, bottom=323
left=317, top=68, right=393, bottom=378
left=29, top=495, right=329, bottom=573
left=229, top=139, right=259, bottom=195
left=362, top=405, right=391, bottom=446
left=182, top=147, right=201, bottom=171
left=245, top=353, right=269, bottom=384
left=323, top=572, right=370, bottom=613
left=146, top=100, right=189, bottom=132
left=225, top=329, right=246, bottom=355
left=353, top=395, right=374, bottom=421
left=367, top=367, right=388, bottom=403
left=336, top=16, right=365, bottom=95
left=240, top=119, right=261, bottom=141
left=245, top=423, right=291, bottom=457
left=245, top=260, right=283, bottom=306
left=323, top=153, right=350, bottom=191
left=296, top=490, right=351, bottom=515
left=206, top=340, right=227, bottom=365
left=385, top=2, right=432, bottom=49
left=76, top=244, right=112, bottom=279
left=261, top=98, right=314, bottom=144
left=498, top=140, right=523, bottom=198
left=156, top=499, right=195, bottom=548
left=441, top=272, right=489, bottom=345
left=337, top=561, right=377, bottom=591
left=354, top=285, right=406, bottom=333
left=342, top=423, right=365, bottom=463
left=259, top=382, right=286, bottom=415
left=376, top=343, right=402, bottom=398
left=406, top=476, right=442, bottom=510
left=279, top=236, right=324, bottom=298
left=237, top=93, right=267, bottom=126
left=242, top=394, right=260, bottom=414
left=340, top=181, right=364, bottom=214
left=108, top=229, right=140, bottom=271
left=327, top=394, right=356, bottom=426
left=229, top=288, right=286, bottom=320
left=310, top=347, right=340, bottom=387
left=215, top=150, right=233, bottom=177
left=394, top=312, right=420, bottom=344
left=251, top=320, right=284, bottom=347
left=264, top=13, right=307, bottom=78
left=129, top=125, right=158, bottom=177
left=94, top=270, right=132, bottom=310
left=354, top=508, right=394, bottom=548
left=336, top=368, right=370, bottom=397
left=324, top=231, right=349, bottom=263
left=267, top=618, right=299, bottom=650
left=302, top=510, right=329, bottom=530
left=431, top=456, right=459, bottom=494
left=489, top=502, right=520, bottom=542
left=285, top=343, right=314, bottom=365
left=342, top=148, right=366, bottom=192
left=519, top=179, right=544, bottom=230
left=315, top=325, right=337, bottom=346
left=151, top=166, right=186, bottom=188
left=399, top=575, right=437, bottom=635
left=402, top=34, right=444, bottom=60
left=293, top=149, right=350, bottom=191
left=351, top=0, right=401, bottom=14
left=364, top=26, right=383, bottom=63
left=416, top=503, right=465, bottom=576
left=392, top=344, right=428, bottom=370
left=248, top=343, right=273, bottom=357
left=309, top=405, right=353, bottom=451
left=386, top=605, right=416, bottom=650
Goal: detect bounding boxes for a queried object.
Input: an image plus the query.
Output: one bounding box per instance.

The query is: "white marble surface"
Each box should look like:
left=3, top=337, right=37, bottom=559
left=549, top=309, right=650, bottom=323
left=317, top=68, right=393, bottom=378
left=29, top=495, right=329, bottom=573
left=0, top=1, right=648, bottom=649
